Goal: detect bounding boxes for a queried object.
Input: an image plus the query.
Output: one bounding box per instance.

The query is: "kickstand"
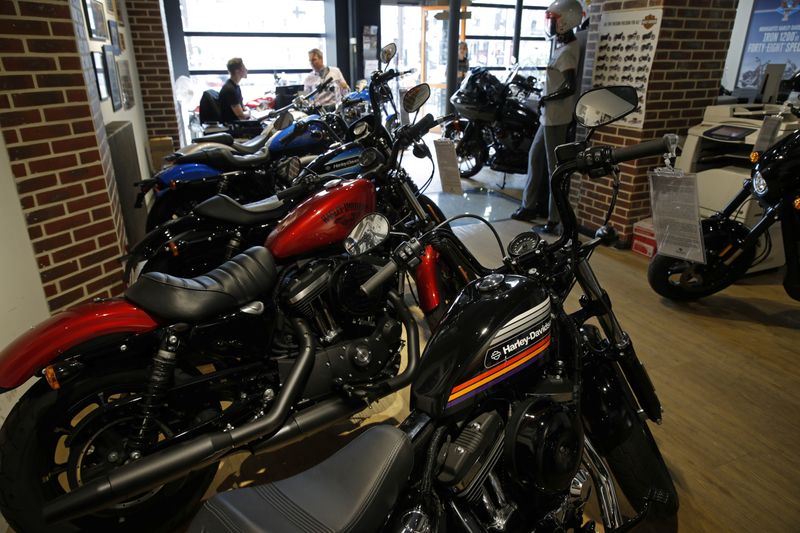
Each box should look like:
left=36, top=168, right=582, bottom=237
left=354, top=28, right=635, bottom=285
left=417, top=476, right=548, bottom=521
left=495, top=172, right=508, bottom=190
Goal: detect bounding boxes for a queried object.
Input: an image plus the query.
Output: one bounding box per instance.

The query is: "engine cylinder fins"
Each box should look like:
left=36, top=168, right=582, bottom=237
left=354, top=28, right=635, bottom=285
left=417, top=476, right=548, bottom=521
left=281, top=262, right=332, bottom=318
left=504, top=396, right=584, bottom=494
left=437, top=411, right=505, bottom=503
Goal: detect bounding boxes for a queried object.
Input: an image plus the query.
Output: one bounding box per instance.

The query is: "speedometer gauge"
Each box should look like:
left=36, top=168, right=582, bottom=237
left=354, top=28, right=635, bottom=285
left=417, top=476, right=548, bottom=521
left=508, top=232, right=541, bottom=257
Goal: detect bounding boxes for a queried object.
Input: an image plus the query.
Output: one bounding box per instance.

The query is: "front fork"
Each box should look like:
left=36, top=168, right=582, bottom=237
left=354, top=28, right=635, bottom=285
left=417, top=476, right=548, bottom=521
left=574, top=258, right=663, bottom=423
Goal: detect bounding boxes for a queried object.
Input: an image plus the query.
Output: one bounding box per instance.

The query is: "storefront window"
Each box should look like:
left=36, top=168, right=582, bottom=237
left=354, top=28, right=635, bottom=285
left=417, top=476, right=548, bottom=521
left=185, top=36, right=325, bottom=72
left=180, top=0, right=325, bottom=33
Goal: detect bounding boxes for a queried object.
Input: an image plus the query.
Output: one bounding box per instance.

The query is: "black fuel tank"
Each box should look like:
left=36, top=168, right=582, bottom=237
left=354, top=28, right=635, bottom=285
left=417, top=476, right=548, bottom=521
left=499, top=98, right=538, bottom=130
left=412, top=273, right=552, bottom=419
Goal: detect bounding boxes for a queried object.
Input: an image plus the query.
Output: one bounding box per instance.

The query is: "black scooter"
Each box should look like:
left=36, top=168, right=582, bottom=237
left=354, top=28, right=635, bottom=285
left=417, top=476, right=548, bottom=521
left=648, top=72, right=800, bottom=302
left=187, top=86, right=680, bottom=533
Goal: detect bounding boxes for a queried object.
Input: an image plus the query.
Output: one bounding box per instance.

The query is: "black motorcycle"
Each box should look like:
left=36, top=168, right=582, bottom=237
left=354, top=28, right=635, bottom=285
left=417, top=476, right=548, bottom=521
left=648, top=72, right=800, bottom=302
left=444, top=66, right=540, bottom=178
left=185, top=86, right=680, bottom=533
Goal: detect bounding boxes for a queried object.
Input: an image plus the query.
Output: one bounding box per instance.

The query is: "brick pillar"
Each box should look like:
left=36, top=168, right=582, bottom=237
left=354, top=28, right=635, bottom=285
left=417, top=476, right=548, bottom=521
left=126, top=0, right=181, bottom=151
left=0, top=0, right=127, bottom=313
left=573, top=0, right=737, bottom=244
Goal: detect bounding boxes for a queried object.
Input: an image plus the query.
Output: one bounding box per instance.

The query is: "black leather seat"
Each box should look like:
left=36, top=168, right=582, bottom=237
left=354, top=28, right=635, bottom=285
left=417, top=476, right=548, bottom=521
left=194, top=194, right=289, bottom=225
left=189, top=425, right=413, bottom=533
left=174, top=146, right=270, bottom=170
left=193, top=133, right=235, bottom=146
left=126, top=247, right=277, bottom=323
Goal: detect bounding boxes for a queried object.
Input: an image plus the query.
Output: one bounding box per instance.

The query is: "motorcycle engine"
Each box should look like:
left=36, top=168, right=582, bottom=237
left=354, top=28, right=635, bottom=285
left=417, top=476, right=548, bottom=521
left=281, top=258, right=387, bottom=343
left=504, top=396, right=584, bottom=494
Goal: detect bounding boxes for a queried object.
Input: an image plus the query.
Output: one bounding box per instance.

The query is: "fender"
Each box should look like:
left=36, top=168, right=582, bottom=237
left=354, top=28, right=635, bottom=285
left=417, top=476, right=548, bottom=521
left=0, top=300, right=159, bottom=391
left=414, top=245, right=441, bottom=313
left=154, top=163, right=222, bottom=196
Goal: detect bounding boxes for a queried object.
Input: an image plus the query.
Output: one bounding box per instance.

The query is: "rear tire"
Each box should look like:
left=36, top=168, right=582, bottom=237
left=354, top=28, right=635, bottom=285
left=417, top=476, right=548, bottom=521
left=0, top=370, right=219, bottom=533
left=647, top=249, right=755, bottom=301
left=443, top=120, right=487, bottom=178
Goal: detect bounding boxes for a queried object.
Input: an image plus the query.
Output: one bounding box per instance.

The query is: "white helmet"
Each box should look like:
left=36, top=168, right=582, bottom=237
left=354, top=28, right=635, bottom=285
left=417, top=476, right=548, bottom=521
left=545, top=0, right=583, bottom=38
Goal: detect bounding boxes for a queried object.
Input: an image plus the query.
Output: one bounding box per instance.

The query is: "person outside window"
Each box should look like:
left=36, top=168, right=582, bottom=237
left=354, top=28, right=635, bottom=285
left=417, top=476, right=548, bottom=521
left=304, top=48, right=350, bottom=106
left=511, top=0, right=583, bottom=236
left=457, top=41, right=470, bottom=84
left=219, top=57, right=250, bottom=124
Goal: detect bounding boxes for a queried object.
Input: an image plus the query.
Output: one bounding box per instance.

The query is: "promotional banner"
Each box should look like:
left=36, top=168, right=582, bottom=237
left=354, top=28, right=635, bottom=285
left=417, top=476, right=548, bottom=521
left=592, top=9, right=663, bottom=129
left=737, top=0, right=800, bottom=89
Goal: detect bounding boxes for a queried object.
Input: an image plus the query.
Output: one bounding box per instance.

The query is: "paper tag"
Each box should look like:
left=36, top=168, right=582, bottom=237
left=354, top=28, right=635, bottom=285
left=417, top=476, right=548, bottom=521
left=648, top=168, right=706, bottom=264
left=434, top=139, right=463, bottom=194
left=752, top=115, right=782, bottom=153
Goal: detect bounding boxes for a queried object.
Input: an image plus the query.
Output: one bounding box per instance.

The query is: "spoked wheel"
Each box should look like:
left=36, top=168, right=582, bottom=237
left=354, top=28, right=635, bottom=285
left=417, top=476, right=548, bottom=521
left=647, top=218, right=755, bottom=301
left=442, top=119, right=487, bottom=178
left=0, top=369, right=220, bottom=533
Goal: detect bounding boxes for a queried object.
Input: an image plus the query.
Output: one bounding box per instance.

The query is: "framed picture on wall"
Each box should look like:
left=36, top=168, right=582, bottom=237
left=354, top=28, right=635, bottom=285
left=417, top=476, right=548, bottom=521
left=83, top=0, right=108, bottom=41
left=108, top=19, right=120, bottom=53
left=118, top=59, right=135, bottom=109
left=91, top=51, right=109, bottom=100
left=103, top=45, right=122, bottom=111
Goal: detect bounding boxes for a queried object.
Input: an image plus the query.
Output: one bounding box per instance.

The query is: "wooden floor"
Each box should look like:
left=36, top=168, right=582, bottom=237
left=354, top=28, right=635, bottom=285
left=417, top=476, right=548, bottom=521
left=205, top=219, right=800, bottom=532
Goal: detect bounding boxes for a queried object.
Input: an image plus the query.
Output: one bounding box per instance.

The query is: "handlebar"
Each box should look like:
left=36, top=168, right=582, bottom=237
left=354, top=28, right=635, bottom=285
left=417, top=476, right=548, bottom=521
left=612, top=135, right=674, bottom=164
left=360, top=260, right=398, bottom=296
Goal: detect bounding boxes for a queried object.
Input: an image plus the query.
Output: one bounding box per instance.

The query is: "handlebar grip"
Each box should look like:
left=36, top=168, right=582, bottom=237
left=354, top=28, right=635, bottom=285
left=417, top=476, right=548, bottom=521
left=276, top=183, right=307, bottom=200
left=611, top=136, right=672, bottom=164
left=360, top=260, right=398, bottom=296
left=406, top=113, right=436, bottom=142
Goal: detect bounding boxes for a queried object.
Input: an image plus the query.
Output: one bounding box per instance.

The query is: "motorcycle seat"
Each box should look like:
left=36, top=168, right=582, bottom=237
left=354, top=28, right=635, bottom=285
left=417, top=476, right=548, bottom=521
left=194, top=194, right=289, bottom=225
left=192, top=133, right=234, bottom=146
left=125, top=246, right=277, bottom=323
left=188, top=425, right=412, bottom=533
left=173, top=146, right=270, bottom=170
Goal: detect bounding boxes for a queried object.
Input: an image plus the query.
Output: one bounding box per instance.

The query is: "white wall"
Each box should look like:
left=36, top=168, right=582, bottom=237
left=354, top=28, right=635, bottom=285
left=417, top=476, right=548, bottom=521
left=722, top=0, right=756, bottom=91
left=0, top=132, right=51, bottom=533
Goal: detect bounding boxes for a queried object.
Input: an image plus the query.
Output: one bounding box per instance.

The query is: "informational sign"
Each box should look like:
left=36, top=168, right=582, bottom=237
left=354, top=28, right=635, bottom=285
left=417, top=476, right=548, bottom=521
left=648, top=168, right=706, bottom=264
left=592, top=9, right=663, bottom=129
left=434, top=139, right=463, bottom=194
left=737, top=0, right=800, bottom=90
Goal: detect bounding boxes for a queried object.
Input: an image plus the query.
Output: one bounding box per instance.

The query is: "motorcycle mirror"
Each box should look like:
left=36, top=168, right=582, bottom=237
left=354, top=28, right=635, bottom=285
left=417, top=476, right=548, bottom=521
left=380, top=43, right=397, bottom=66
left=273, top=111, right=294, bottom=131
left=403, top=83, right=431, bottom=114
left=574, top=86, right=638, bottom=128
left=344, top=213, right=391, bottom=256
left=594, top=225, right=619, bottom=246
left=358, top=147, right=384, bottom=168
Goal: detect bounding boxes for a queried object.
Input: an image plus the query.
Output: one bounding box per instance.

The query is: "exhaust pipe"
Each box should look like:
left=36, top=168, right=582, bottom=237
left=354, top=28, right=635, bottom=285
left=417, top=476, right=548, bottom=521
left=44, top=318, right=316, bottom=524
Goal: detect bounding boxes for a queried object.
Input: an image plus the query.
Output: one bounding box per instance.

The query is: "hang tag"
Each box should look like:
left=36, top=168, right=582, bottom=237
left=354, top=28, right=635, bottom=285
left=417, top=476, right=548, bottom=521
left=648, top=167, right=706, bottom=264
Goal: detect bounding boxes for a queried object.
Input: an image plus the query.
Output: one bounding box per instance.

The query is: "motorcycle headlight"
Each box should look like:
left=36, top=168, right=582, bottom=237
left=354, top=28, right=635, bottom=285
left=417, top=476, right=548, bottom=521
left=752, top=171, right=768, bottom=195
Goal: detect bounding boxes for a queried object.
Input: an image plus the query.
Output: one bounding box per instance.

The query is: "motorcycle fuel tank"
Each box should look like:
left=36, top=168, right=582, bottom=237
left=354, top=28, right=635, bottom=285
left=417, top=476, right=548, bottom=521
left=412, top=274, right=552, bottom=419
left=154, top=163, right=220, bottom=195
left=500, top=98, right=538, bottom=130
left=265, top=178, right=376, bottom=259
left=268, top=114, right=330, bottom=157
left=307, top=145, right=364, bottom=178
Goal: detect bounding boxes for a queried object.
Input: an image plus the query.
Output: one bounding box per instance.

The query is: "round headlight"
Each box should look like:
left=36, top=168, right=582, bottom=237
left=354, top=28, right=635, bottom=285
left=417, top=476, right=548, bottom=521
left=752, top=171, right=768, bottom=195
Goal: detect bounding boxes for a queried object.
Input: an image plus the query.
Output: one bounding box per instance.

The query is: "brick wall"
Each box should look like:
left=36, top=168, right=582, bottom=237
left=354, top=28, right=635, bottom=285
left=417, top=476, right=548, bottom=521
left=126, top=0, right=181, bottom=151
left=572, top=0, right=737, bottom=243
left=0, top=0, right=127, bottom=312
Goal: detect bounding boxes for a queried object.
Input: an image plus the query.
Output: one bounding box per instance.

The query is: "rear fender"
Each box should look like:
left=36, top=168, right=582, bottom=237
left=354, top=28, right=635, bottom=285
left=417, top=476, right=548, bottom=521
left=0, top=300, right=160, bottom=391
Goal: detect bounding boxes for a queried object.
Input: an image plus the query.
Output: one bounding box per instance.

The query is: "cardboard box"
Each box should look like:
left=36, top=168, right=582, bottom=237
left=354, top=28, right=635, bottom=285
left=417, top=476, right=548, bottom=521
left=632, top=217, right=657, bottom=258
left=148, top=136, right=175, bottom=173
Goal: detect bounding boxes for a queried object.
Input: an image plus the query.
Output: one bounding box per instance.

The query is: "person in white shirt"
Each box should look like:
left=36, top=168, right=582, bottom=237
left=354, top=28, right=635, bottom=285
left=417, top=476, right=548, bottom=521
left=303, top=48, right=350, bottom=106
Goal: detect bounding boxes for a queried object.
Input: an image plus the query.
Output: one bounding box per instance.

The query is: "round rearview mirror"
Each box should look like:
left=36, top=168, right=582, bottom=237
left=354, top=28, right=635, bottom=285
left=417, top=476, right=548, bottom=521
left=344, top=213, right=391, bottom=256
left=273, top=111, right=294, bottom=130
left=380, top=43, right=397, bottom=65
left=574, top=86, right=638, bottom=128
left=403, top=84, right=431, bottom=114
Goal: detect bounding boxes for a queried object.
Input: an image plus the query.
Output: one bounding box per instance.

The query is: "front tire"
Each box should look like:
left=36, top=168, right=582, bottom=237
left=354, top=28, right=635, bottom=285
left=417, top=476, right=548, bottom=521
left=0, top=370, right=218, bottom=533
left=443, top=119, right=487, bottom=178
left=647, top=249, right=755, bottom=301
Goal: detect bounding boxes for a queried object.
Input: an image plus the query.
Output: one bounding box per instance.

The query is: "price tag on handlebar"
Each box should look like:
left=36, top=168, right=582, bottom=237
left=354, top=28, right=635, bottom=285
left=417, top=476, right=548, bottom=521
left=648, top=167, right=706, bottom=264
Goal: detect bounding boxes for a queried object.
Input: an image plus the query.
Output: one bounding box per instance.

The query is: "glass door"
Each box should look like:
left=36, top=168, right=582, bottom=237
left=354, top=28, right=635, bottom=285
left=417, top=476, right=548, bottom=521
left=421, top=6, right=466, bottom=119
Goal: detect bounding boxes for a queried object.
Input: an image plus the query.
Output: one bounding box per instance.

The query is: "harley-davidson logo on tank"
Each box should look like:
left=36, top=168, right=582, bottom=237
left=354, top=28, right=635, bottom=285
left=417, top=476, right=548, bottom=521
left=592, top=8, right=663, bottom=129
left=446, top=300, right=552, bottom=408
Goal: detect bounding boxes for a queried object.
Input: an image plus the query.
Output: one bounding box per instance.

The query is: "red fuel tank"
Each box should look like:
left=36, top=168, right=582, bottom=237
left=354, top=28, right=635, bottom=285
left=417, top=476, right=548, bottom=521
left=266, top=178, right=376, bottom=259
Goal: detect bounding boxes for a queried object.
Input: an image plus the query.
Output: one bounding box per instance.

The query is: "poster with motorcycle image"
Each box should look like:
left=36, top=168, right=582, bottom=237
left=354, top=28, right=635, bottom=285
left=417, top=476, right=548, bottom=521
left=592, top=9, right=663, bottom=129
left=737, top=0, right=800, bottom=90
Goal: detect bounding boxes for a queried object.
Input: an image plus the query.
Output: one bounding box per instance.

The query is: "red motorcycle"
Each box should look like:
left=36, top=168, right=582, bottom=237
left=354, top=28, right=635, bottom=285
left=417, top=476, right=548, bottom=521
left=0, top=85, right=471, bottom=533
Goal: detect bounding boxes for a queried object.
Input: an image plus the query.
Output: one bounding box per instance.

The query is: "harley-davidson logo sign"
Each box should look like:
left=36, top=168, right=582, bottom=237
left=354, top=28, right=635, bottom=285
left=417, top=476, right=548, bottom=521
left=642, top=14, right=658, bottom=29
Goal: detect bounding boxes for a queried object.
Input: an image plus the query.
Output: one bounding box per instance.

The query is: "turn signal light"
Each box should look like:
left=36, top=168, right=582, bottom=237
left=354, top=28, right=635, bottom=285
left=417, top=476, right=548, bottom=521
left=794, top=196, right=800, bottom=210
left=44, top=366, right=60, bottom=390
left=170, top=180, right=178, bottom=190
left=168, top=241, right=180, bottom=257
left=750, top=152, right=760, bottom=163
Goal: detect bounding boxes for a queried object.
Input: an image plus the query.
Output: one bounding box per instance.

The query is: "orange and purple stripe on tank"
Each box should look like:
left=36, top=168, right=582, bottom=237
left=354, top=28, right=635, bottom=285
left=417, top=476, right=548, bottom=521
left=446, top=335, right=551, bottom=408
